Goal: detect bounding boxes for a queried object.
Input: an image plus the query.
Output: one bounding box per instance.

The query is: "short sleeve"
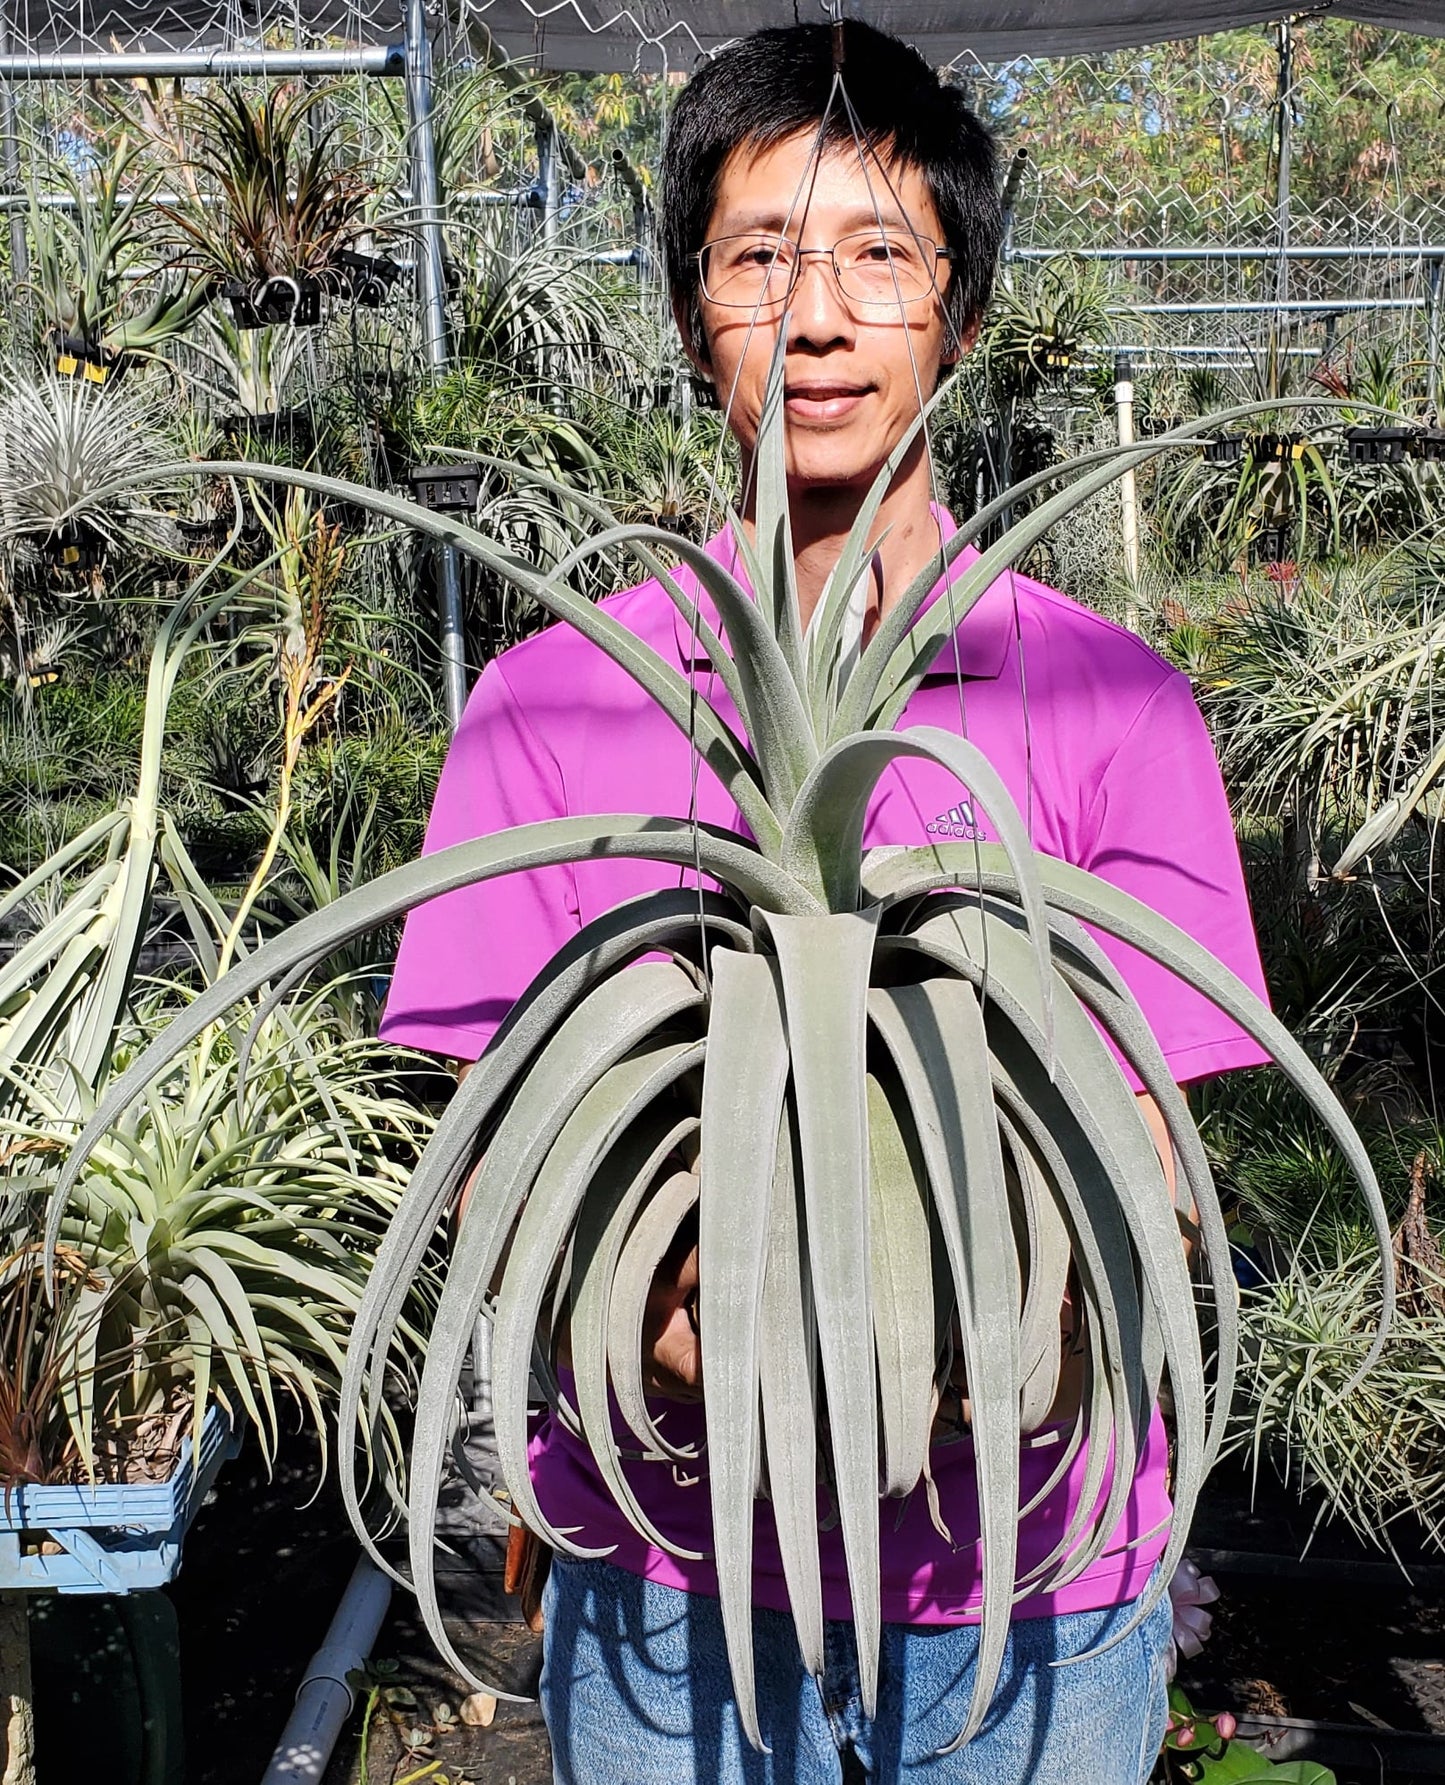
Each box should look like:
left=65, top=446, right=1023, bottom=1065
left=1082, top=670, right=1270, bottom=1088
left=378, top=657, right=581, bottom=1061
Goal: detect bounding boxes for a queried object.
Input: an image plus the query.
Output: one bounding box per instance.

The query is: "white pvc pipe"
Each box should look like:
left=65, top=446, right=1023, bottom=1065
left=260, top=1555, right=392, bottom=1785
left=1114, top=353, right=1141, bottom=603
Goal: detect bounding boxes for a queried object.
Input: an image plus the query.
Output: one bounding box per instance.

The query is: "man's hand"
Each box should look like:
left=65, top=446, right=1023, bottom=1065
left=641, top=1236, right=702, bottom=1401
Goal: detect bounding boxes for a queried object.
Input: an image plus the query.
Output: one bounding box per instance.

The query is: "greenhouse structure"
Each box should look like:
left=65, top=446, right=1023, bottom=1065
left=7, top=0, right=1445, bottom=1780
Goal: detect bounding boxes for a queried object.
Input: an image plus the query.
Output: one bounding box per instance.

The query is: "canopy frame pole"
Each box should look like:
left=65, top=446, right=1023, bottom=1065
left=405, top=0, right=468, bottom=731
left=0, top=6, right=24, bottom=293
left=0, top=46, right=403, bottom=77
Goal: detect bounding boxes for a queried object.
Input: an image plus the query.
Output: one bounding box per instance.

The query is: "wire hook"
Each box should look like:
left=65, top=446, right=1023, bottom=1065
left=826, top=0, right=846, bottom=71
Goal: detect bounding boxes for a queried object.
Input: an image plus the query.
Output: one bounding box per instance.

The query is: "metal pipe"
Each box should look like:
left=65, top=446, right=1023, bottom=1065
left=538, top=124, right=562, bottom=245
left=405, top=2, right=448, bottom=377
left=462, top=19, right=588, bottom=183
left=0, top=186, right=529, bottom=212
left=1274, top=18, right=1294, bottom=308
left=1130, top=297, right=1425, bottom=314
left=259, top=1556, right=391, bottom=1785
left=610, top=146, right=647, bottom=215
left=612, top=147, right=651, bottom=280
left=1112, top=343, right=1336, bottom=360
left=1111, top=343, right=1328, bottom=360
left=0, top=46, right=403, bottom=78
left=405, top=0, right=467, bottom=732
left=1429, top=258, right=1443, bottom=417
left=998, top=148, right=1028, bottom=289
left=0, top=12, right=25, bottom=289
left=1011, top=244, right=1445, bottom=262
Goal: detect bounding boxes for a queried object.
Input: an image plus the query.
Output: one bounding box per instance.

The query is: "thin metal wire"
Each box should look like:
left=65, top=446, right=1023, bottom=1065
left=832, top=72, right=1022, bottom=1017
left=680, top=74, right=846, bottom=976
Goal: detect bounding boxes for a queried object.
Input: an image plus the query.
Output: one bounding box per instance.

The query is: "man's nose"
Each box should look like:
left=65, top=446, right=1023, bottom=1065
left=788, top=250, right=856, bottom=346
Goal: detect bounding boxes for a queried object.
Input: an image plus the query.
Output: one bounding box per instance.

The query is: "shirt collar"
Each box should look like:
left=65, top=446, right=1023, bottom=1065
left=668, top=505, right=1014, bottom=685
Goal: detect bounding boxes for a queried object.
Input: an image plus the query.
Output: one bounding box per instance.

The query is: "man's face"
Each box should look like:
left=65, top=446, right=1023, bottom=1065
left=685, top=130, right=965, bottom=495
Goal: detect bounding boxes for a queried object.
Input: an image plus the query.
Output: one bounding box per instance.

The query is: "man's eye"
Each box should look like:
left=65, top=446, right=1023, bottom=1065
left=858, top=238, right=914, bottom=264
left=735, top=243, right=788, bottom=268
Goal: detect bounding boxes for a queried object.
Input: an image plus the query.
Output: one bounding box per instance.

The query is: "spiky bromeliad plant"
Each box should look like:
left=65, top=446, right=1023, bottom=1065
left=47, top=363, right=1395, bottom=1752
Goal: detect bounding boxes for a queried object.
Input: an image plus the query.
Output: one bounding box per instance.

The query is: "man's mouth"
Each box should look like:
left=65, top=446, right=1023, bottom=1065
left=783, top=381, right=874, bottom=421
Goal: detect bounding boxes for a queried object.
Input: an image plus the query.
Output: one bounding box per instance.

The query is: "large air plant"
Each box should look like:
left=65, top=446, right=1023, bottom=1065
left=48, top=367, right=1394, bottom=1752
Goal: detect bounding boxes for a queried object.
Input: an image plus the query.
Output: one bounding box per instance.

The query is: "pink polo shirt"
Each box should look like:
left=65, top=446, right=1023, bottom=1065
left=381, top=516, right=1269, bottom=1626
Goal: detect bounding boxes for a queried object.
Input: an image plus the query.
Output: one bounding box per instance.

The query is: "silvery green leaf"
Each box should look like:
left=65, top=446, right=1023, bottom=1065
left=698, top=947, right=790, bottom=1750
left=341, top=892, right=737, bottom=1529
left=48, top=813, right=812, bottom=1282
left=416, top=1039, right=705, bottom=1692
left=866, top=1070, right=935, bottom=1498
left=488, top=1035, right=699, bottom=1549
left=758, top=1107, right=823, bottom=1678
left=867, top=978, right=1020, bottom=1751
left=347, top=958, right=704, bottom=1585
left=1007, top=1119, right=1071, bottom=1436
left=864, top=841, right=1392, bottom=1390
left=544, top=519, right=817, bottom=816
left=808, top=391, right=947, bottom=724
left=763, top=908, right=881, bottom=1717
left=782, top=726, right=1053, bottom=1055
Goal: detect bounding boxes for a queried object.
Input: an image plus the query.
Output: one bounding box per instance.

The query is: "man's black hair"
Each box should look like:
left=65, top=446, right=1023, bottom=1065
left=660, top=19, right=1001, bottom=363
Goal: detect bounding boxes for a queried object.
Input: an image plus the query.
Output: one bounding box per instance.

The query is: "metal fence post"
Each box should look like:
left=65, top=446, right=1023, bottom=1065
left=0, top=10, right=26, bottom=292
left=538, top=122, right=562, bottom=244
left=405, top=0, right=468, bottom=732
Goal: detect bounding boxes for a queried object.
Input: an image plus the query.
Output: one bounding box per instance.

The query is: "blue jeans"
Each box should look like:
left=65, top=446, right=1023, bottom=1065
left=540, top=1558, right=1172, bottom=1783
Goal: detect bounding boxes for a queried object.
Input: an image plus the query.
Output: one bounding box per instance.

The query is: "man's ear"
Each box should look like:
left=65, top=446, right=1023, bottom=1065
left=941, top=313, right=983, bottom=367
left=671, top=290, right=713, bottom=381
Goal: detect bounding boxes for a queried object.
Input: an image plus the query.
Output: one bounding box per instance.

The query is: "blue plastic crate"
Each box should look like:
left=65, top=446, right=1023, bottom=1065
left=0, top=1404, right=240, bottom=1594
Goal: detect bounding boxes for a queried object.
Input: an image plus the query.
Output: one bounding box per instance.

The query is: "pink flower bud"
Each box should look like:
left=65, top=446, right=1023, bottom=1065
left=1215, top=1712, right=1237, bottom=1742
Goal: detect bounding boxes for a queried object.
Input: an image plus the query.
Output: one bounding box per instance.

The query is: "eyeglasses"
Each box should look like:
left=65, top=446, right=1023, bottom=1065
left=695, top=229, right=954, bottom=310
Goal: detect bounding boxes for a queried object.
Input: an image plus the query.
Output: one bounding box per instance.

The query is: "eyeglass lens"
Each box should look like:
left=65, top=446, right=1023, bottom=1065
left=700, top=231, right=940, bottom=307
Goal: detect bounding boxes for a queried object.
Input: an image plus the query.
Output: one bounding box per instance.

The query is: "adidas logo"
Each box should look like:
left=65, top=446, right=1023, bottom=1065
left=926, top=798, right=983, bottom=841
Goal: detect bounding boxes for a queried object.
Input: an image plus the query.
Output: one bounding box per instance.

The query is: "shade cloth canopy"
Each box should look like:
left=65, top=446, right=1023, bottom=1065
left=469, top=0, right=1445, bottom=70
left=8, top=0, right=1445, bottom=64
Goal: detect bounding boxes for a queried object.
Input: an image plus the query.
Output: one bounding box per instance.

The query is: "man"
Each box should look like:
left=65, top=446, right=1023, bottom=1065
left=381, top=20, right=1269, bottom=1782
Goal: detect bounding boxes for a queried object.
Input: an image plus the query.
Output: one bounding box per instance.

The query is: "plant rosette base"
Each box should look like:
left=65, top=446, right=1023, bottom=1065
left=1161, top=1690, right=1334, bottom=1783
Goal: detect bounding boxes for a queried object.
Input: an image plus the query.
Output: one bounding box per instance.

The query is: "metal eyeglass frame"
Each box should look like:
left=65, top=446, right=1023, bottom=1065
left=693, top=231, right=956, bottom=309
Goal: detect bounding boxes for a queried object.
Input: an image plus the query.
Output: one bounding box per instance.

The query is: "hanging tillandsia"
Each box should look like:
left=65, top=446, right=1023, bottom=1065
left=45, top=357, right=1395, bottom=1753
left=27, top=134, right=212, bottom=386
